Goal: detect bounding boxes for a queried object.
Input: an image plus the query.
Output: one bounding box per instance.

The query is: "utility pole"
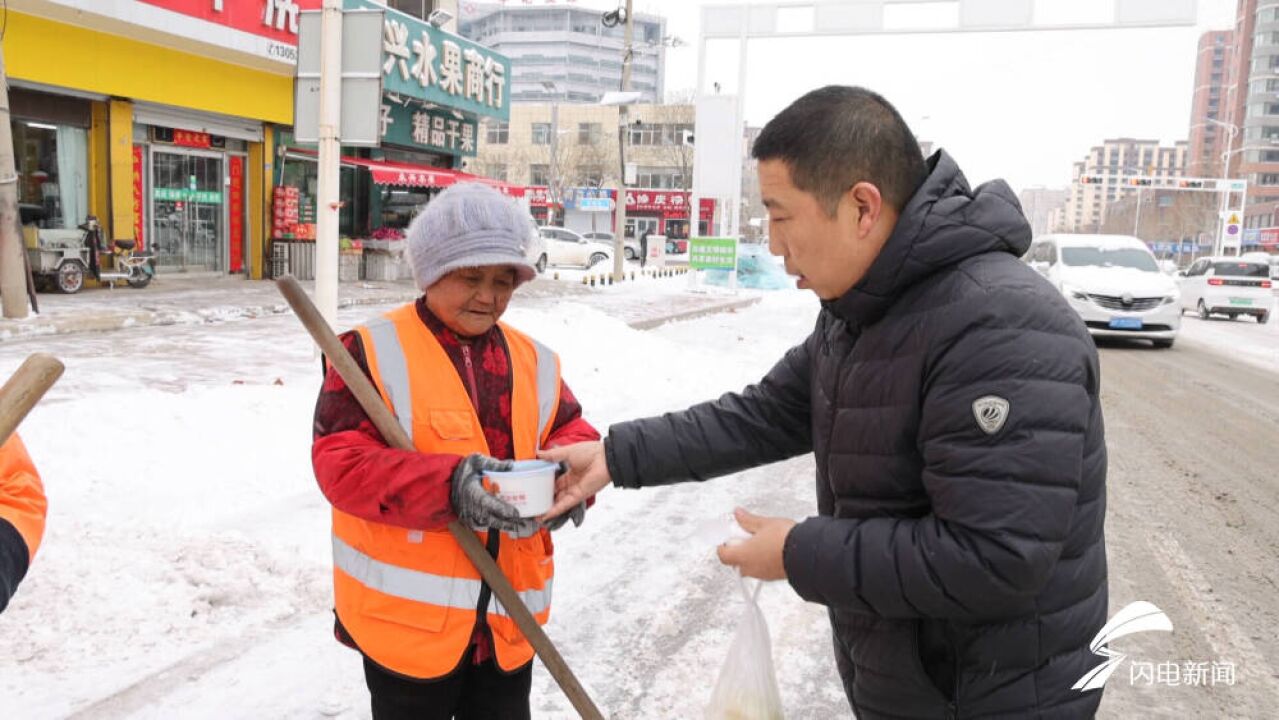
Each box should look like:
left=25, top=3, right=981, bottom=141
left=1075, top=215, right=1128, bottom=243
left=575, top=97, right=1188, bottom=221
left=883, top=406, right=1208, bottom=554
left=1133, top=186, right=1143, bottom=239
left=315, top=0, right=343, bottom=329
left=549, top=101, right=559, bottom=226
left=1, top=42, right=29, bottom=319
left=611, top=0, right=633, bottom=282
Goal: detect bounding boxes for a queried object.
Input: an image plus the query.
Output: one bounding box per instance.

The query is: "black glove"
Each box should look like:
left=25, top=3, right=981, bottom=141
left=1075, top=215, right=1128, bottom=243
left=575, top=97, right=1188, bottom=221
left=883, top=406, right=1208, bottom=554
left=542, top=462, right=586, bottom=531
left=544, top=501, right=586, bottom=531
left=450, top=454, right=538, bottom=534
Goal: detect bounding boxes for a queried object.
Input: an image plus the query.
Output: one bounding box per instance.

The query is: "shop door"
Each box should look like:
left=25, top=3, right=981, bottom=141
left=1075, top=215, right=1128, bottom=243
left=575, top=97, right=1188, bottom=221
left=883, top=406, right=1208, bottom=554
left=626, top=217, right=659, bottom=240
left=151, top=150, right=225, bottom=271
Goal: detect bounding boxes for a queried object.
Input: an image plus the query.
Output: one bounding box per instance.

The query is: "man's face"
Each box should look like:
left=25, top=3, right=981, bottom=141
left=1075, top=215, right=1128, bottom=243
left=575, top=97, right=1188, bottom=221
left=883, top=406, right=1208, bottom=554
left=758, top=159, right=893, bottom=301
left=425, top=266, right=518, bottom=336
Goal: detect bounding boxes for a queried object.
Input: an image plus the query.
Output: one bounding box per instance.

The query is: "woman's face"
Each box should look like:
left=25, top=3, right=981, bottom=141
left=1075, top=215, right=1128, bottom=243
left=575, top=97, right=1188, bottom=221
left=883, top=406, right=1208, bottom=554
left=425, top=266, right=519, bottom=336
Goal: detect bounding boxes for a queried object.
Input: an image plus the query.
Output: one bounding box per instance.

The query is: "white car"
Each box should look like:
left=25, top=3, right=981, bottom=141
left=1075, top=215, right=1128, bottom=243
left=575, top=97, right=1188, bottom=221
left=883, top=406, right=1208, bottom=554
left=583, top=230, right=639, bottom=260
left=1026, top=234, right=1181, bottom=348
left=538, top=226, right=613, bottom=268
left=525, top=226, right=548, bottom=274
left=1177, top=256, right=1272, bottom=323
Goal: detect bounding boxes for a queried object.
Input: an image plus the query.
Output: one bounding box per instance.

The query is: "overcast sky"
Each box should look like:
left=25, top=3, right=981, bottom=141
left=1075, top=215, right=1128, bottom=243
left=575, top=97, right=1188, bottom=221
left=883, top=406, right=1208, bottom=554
left=566, top=0, right=1237, bottom=194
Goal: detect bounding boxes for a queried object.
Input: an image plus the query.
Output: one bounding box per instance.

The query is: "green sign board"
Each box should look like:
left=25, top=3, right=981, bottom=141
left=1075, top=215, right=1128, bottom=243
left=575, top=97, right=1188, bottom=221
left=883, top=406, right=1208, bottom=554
left=381, top=99, right=479, bottom=157
left=346, top=0, right=510, bottom=121
left=154, top=188, right=223, bottom=204
left=689, top=237, right=739, bottom=270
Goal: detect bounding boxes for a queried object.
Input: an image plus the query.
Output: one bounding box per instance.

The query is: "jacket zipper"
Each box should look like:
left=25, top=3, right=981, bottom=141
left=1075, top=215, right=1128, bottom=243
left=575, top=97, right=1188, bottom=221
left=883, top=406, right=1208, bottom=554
left=947, top=625, right=961, bottom=719
left=460, top=344, right=480, bottom=411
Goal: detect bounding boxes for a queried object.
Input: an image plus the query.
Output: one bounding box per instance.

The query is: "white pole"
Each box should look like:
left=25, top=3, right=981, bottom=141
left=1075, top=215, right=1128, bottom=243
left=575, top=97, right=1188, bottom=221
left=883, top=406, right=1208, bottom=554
left=729, top=15, right=747, bottom=241
left=1132, top=186, right=1142, bottom=239
left=611, top=0, right=634, bottom=282
left=690, top=20, right=707, bottom=265
left=315, top=0, right=343, bottom=329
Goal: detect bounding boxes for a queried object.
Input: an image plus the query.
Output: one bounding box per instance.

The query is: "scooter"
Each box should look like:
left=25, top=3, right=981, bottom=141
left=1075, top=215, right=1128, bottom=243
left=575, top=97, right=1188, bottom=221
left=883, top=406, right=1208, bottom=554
left=82, top=216, right=155, bottom=289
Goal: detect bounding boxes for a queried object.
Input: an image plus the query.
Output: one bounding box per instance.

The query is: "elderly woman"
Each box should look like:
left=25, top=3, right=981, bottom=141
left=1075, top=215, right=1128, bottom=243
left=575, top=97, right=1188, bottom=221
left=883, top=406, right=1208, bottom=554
left=311, top=183, right=598, bottom=720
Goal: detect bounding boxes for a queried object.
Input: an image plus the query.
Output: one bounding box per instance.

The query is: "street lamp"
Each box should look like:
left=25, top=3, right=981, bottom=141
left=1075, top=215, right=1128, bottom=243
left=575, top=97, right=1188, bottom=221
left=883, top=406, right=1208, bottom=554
left=542, top=81, right=561, bottom=226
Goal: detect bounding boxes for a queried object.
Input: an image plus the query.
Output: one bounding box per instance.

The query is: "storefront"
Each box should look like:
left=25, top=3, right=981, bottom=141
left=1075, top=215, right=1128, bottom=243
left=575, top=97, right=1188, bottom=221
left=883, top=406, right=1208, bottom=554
left=625, top=190, right=715, bottom=239
left=132, top=106, right=269, bottom=273
left=524, top=187, right=616, bottom=234
left=8, top=88, right=91, bottom=231
left=5, top=1, right=304, bottom=279
left=270, top=2, right=513, bottom=273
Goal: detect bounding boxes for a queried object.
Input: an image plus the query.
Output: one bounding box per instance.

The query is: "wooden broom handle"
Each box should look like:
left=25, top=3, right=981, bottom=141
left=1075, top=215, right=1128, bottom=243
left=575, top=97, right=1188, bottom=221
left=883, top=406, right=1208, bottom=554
left=0, top=354, right=65, bottom=447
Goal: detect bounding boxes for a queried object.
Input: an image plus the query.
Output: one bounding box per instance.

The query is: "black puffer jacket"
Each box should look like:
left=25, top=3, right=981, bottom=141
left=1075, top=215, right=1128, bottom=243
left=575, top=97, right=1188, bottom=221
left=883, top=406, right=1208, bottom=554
left=606, top=151, right=1108, bottom=719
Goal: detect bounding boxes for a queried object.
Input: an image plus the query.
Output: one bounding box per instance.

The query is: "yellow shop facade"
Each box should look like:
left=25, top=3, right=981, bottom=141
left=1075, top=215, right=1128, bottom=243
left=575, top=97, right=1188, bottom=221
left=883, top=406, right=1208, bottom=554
left=6, top=0, right=312, bottom=278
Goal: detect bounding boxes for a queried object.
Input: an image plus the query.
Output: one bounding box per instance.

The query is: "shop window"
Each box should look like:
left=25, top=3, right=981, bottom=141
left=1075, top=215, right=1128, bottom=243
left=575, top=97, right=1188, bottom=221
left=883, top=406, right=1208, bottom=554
left=277, top=154, right=367, bottom=238
left=12, top=120, right=88, bottom=229
left=379, top=187, right=435, bottom=230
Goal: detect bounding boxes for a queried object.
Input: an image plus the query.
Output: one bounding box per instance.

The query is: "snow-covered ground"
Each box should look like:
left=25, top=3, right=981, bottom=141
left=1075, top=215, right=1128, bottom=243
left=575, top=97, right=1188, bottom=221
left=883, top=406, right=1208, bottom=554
left=1175, top=295, right=1279, bottom=375
left=0, top=289, right=842, bottom=719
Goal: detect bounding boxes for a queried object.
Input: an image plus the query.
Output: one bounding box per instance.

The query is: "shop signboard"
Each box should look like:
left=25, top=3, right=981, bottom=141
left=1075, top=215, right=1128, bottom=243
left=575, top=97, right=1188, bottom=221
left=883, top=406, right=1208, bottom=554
left=155, top=188, right=223, bottom=204
left=345, top=0, right=511, bottom=121
left=380, top=100, right=479, bottom=157
left=689, top=237, right=738, bottom=271
left=136, top=0, right=322, bottom=63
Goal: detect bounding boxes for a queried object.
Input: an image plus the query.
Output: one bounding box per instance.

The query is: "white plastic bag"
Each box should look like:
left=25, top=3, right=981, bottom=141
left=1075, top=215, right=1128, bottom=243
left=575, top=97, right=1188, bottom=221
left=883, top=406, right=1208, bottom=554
left=705, top=575, right=785, bottom=720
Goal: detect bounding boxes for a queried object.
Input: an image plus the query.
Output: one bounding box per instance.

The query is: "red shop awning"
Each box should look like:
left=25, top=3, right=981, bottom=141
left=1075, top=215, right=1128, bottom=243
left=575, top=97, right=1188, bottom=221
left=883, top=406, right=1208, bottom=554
left=286, top=149, right=523, bottom=197
left=351, top=157, right=525, bottom=197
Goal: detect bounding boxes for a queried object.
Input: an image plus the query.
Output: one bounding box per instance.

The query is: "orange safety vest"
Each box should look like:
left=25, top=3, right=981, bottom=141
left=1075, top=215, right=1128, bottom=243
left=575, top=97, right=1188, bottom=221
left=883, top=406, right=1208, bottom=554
left=0, top=433, right=47, bottom=562
left=333, top=303, right=562, bottom=678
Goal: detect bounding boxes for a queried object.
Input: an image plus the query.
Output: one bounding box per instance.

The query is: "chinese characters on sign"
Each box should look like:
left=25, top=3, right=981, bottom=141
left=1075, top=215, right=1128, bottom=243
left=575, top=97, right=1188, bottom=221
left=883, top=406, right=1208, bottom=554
left=380, top=100, right=479, bottom=157
left=132, top=146, right=145, bottom=249
left=229, top=156, right=245, bottom=273
left=172, top=130, right=212, bottom=149
left=349, top=0, right=509, bottom=120
left=688, top=237, right=738, bottom=271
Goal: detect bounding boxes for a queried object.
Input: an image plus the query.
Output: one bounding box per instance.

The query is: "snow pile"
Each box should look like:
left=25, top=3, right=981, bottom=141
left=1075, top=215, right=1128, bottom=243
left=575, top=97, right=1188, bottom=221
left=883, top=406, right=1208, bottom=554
left=1, top=290, right=838, bottom=718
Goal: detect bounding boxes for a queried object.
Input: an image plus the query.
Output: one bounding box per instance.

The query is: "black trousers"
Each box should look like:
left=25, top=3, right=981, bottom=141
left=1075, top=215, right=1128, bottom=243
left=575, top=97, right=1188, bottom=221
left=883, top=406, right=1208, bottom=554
left=363, top=650, right=532, bottom=720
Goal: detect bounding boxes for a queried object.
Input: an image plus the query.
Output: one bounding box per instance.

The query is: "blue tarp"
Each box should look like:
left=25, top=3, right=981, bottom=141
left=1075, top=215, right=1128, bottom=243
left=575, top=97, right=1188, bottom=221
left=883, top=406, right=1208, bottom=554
left=702, top=243, right=794, bottom=290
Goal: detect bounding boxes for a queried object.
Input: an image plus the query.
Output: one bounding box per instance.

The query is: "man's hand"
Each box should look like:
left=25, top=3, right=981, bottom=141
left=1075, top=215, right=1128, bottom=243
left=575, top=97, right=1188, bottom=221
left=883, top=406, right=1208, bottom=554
left=537, top=441, right=611, bottom=521
left=716, top=508, right=797, bottom=581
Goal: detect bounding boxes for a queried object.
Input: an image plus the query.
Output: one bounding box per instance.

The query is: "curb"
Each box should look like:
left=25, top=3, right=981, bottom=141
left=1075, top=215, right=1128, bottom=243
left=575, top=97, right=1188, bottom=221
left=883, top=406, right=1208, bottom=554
left=0, top=291, right=420, bottom=342
left=627, top=297, right=762, bottom=330
left=2, top=289, right=763, bottom=342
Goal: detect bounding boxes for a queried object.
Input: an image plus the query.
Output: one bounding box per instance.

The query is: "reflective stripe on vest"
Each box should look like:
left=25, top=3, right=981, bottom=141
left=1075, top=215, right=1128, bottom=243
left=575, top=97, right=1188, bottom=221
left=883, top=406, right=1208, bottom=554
left=529, top=336, right=558, bottom=444
left=332, top=535, right=552, bottom=616
left=369, top=319, right=560, bottom=447
left=363, top=316, right=414, bottom=443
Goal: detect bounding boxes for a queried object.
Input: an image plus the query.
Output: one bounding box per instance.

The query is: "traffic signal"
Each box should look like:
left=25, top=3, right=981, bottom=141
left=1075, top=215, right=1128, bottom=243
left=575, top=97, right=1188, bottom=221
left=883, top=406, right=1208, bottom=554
left=681, top=129, right=694, bottom=146
left=1129, top=178, right=1153, bottom=186
left=1179, top=179, right=1205, bottom=189
left=1080, top=175, right=1104, bottom=184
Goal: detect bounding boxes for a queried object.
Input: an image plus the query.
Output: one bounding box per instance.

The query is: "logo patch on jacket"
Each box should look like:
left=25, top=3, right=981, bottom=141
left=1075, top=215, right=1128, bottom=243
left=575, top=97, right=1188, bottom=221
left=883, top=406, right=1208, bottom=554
left=972, top=396, right=1010, bottom=435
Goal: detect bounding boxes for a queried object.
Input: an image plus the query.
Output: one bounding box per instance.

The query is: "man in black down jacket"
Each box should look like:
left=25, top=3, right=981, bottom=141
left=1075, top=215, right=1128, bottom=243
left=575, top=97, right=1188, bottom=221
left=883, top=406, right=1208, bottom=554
left=542, top=86, right=1108, bottom=719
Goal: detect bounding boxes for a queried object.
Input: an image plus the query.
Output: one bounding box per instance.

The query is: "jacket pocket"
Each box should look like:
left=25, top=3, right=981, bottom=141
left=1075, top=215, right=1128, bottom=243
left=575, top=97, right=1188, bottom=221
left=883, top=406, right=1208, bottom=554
left=426, top=409, right=475, bottom=441
left=358, top=535, right=463, bottom=633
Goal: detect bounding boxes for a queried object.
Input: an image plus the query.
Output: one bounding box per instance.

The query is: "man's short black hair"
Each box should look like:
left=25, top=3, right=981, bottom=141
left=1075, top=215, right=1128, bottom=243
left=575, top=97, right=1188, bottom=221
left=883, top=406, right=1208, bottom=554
left=752, top=86, right=927, bottom=216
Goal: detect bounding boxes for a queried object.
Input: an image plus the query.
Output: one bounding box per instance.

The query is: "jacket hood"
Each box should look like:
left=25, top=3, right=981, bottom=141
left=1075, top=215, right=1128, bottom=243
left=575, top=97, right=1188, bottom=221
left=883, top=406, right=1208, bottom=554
left=827, top=150, right=1032, bottom=327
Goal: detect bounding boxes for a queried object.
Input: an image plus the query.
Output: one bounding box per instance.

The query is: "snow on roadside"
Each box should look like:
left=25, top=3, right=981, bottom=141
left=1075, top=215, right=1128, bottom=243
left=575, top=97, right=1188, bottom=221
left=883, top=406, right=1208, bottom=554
left=0, top=289, right=825, bottom=718
left=1176, top=297, right=1279, bottom=375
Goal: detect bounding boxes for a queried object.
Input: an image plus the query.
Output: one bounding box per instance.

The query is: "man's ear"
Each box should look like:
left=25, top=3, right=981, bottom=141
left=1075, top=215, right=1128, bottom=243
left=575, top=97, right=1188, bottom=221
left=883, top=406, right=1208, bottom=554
left=845, top=182, right=884, bottom=237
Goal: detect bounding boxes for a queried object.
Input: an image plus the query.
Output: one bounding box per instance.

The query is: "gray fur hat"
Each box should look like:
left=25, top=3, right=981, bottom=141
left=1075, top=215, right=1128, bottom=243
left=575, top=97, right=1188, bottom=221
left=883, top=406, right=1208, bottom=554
left=406, top=182, right=537, bottom=290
